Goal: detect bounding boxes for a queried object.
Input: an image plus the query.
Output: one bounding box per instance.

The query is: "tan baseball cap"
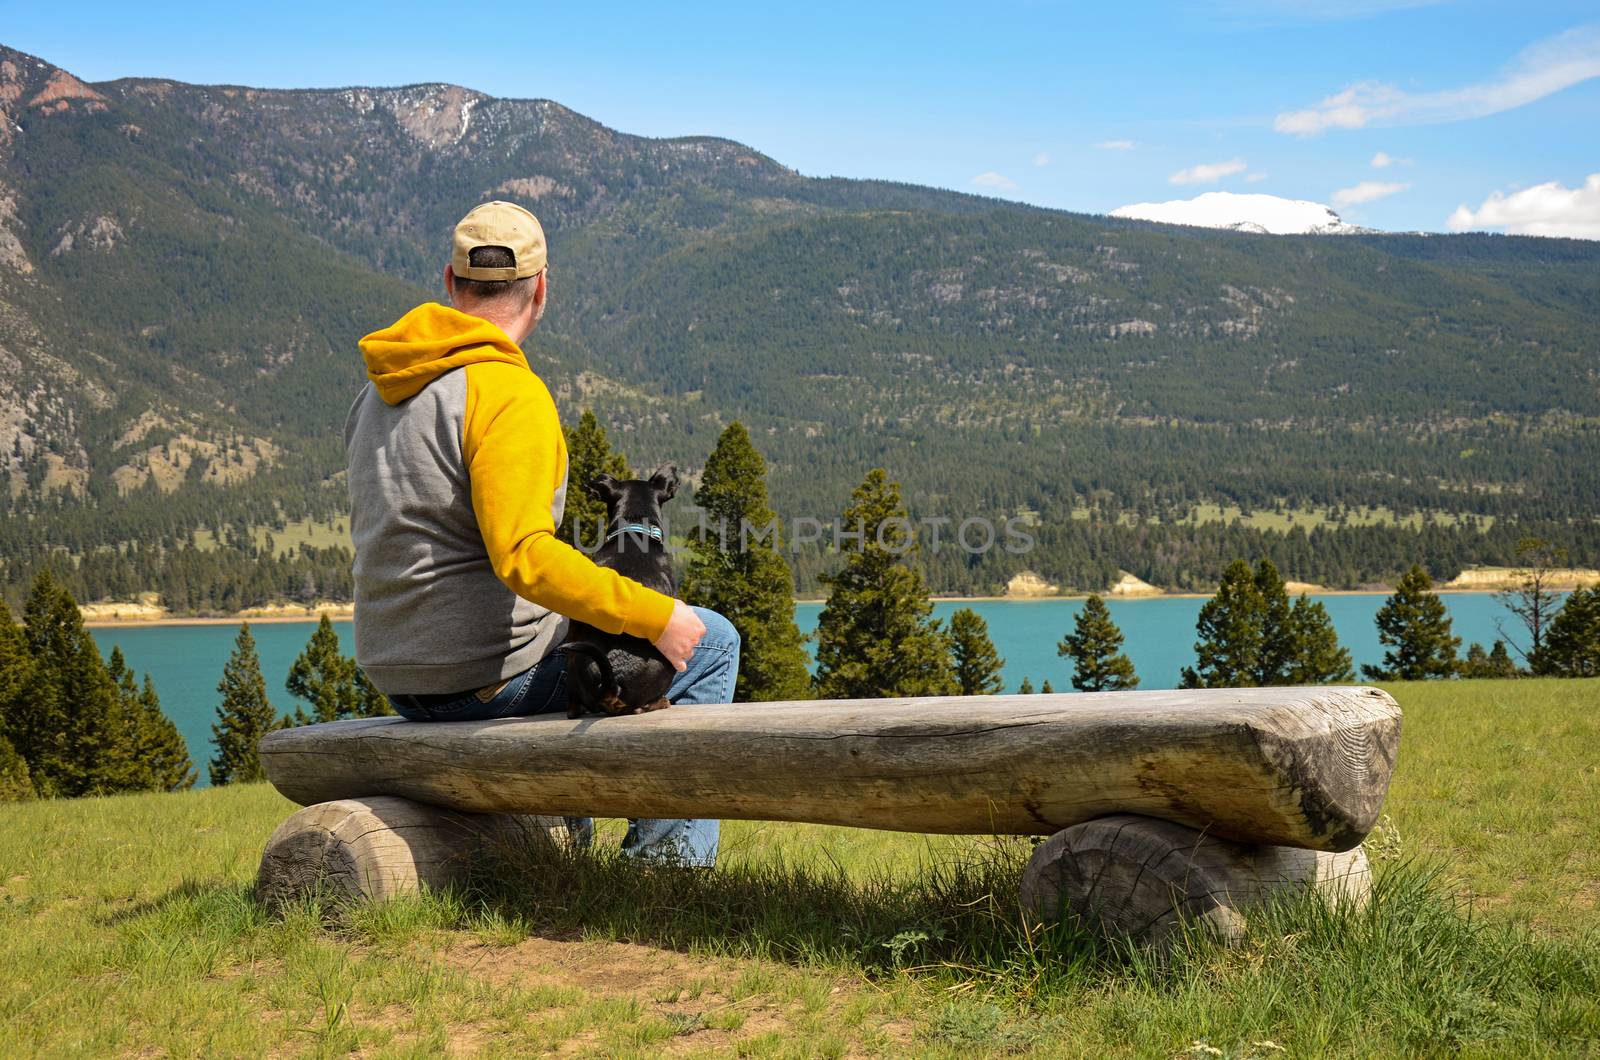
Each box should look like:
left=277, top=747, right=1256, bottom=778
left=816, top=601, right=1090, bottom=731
left=451, top=201, right=547, bottom=280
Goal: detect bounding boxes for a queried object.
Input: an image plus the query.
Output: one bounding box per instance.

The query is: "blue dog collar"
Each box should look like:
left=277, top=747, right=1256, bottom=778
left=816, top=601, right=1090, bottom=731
left=605, top=522, right=664, bottom=543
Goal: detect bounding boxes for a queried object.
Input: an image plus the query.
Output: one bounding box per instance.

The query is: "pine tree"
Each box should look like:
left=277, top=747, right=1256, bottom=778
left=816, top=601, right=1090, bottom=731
left=210, top=623, right=279, bottom=785
left=1181, top=560, right=1265, bottom=688
left=559, top=410, right=632, bottom=551
left=1285, top=596, right=1355, bottom=684
left=813, top=469, right=956, bottom=699
left=1040, top=679, right=1055, bottom=694
left=21, top=572, right=129, bottom=796
left=354, top=668, right=396, bottom=717
left=286, top=614, right=357, bottom=722
left=10, top=574, right=68, bottom=792
left=106, top=646, right=149, bottom=790
left=1532, top=587, right=1600, bottom=677
left=1059, top=594, right=1139, bottom=692
left=0, top=734, right=32, bottom=801
left=136, top=674, right=197, bottom=791
left=0, top=609, right=35, bottom=795
left=682, top=422, right=810, bottom=701
left=1461, top=640, right=1519, bottom=679
left=1363, top=566, right=1460, bottom=681
left=948, top=608, right=1005, bottom=695
left=1253, top=560, right=1296, bottom=684
left=1017, top=677, right=1036, bottom=695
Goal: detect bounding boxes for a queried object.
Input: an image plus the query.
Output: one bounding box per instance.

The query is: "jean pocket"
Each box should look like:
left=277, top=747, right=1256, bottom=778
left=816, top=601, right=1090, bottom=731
left=497, top=664, right=566, bottom=718
left=424, top=694, right=491, bottom=720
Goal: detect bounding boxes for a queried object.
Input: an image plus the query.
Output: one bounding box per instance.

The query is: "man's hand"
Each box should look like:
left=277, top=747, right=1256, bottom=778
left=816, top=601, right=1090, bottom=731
left=653, top=599, right=705, bottom=672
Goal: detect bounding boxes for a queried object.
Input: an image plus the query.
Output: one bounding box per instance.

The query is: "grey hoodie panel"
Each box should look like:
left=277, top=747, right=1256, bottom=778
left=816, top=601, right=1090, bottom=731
left=344, top=369, right=569, bottom=694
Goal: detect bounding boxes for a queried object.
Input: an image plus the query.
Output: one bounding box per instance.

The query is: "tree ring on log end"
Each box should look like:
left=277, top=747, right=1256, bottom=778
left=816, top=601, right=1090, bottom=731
left=1019, top=814, right=1371, bottom=948
left=254, top=796, right=522, bottom=912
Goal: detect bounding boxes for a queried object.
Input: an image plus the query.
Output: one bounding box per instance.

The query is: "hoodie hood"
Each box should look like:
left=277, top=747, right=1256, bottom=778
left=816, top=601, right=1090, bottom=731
left=359, top=302, right=530, bottom=404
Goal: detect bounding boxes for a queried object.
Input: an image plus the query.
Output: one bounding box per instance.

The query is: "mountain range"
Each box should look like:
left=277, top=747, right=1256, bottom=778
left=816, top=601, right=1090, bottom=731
left=1, top=42, right=1597, bottom=600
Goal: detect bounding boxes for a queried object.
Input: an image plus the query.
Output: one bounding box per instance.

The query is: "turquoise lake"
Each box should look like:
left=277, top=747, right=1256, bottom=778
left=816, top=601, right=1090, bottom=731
left=91, top=593, right=1522, bottom=786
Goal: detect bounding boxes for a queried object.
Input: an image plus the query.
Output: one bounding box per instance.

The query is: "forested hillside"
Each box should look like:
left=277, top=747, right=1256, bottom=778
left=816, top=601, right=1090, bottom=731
left=1, top=43, right=1596, bottom=606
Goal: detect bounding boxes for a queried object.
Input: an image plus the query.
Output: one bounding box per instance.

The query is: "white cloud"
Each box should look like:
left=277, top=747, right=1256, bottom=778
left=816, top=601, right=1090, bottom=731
left=1448, top=173, right=1600, bottom=239
left=1245, top=172, right=1270, bottom=183
left=1332, top=180, right=1411, bottom=206
left=1275, top=24, right=1600, bottom=135
left=1095, top=139, right=1136, bottom=151
left=1033, top=152, right=1050, bottom=168
left=972, top=171, right=1018, bottom=191
left=1371, top=151, right=1393, bottom=167
left=1169, top=158, right=1248, bottom=185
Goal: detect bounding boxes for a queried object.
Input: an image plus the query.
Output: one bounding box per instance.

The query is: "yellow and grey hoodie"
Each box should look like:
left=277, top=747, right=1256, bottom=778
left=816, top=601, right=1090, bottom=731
left=346, top=303, right=674, bottom=694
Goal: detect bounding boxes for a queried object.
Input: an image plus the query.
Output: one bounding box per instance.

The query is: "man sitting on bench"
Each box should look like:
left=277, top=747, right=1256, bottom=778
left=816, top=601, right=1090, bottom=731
left=343, top=200, right=740, bottom=866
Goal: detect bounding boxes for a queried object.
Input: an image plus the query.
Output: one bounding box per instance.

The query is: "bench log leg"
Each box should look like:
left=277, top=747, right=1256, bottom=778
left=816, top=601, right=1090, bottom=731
left=255, top=795, right=563, bottom=910
left=1020, top=814, right=1371, bottom=948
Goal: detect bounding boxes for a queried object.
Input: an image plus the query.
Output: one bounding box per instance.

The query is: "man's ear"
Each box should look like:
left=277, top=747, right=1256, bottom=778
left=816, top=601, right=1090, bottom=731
left=586, top=473, right=620, bottom=507
left=443, top=264, right=456, bottom=301
left=649, top=464, right=680, bottom=503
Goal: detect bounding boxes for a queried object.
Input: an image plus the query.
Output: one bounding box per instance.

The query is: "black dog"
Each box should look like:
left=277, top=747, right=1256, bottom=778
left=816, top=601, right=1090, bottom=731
left=561, top=466, right=680, bottom=717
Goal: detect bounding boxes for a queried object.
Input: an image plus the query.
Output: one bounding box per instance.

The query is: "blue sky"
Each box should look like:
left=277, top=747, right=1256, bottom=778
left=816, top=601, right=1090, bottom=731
left=6, top=0, right=1599, bottom=235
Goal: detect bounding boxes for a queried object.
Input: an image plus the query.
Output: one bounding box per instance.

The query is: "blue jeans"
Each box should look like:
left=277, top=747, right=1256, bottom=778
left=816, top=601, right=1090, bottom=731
left=388, top=607, right=740, bottom=867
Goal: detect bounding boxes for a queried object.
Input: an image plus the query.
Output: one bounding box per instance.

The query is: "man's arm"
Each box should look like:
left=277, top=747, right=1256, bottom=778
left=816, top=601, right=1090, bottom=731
left=462, top=360, right=674, bottom=641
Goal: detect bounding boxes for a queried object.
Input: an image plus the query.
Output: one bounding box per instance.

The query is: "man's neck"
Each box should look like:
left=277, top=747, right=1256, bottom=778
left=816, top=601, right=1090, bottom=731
left=453, top=302, right=527, bottom=345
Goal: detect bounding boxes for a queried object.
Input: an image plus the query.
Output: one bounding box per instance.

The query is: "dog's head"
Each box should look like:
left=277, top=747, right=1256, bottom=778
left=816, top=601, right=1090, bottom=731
left=586, top=464, right=679, bottom=526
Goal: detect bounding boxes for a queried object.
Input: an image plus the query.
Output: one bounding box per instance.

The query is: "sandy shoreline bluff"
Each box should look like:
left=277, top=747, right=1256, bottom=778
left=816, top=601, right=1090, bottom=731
left=1004, top=571, right=1059, bottom=598
left=1107, top=571, right=1162, bottom=597
left=1442, top=567, right=1600, bottom=592
left=78, top=599, right=170, bottom=623
left=81, top=600, right=355, bottom=628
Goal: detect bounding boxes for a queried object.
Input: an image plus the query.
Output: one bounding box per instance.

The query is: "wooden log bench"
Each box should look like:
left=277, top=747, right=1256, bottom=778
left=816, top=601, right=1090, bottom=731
left=256, top=685, right=1400, bottom=946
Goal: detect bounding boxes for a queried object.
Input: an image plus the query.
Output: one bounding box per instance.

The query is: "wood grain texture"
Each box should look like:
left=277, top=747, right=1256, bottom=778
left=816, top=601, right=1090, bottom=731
left=258, top=686, right=1400, bottom=852
left=1019, top=814, right=1371, bottom=948
left=254, top=796, right=559, bottom=909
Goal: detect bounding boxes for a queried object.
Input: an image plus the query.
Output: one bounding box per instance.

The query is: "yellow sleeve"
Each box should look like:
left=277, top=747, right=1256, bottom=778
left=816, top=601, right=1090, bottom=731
left=462, top=361, right=675, bottom=641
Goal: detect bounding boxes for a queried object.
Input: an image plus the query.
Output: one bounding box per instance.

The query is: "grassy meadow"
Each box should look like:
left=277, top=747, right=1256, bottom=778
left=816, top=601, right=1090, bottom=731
left=2, top=679, right=1597, bottom=1057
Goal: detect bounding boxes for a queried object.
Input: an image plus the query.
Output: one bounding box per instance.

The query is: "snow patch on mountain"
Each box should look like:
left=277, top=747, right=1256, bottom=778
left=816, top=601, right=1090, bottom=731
left=1110, top=192, right=1365, bottom=235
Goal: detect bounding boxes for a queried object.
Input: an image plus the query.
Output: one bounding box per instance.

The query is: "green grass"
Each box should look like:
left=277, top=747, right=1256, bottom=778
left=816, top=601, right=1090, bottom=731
left=192, top=518, right=351, bottom=556
left=1062, top=504, right=1494, bottom=535
left=2, top=679, right=1596, bottom=1056
left=1177, top=504, right=1494, bottom=534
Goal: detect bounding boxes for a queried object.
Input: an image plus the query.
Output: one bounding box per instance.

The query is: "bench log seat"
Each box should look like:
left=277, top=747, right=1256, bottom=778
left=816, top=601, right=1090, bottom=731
left=256, top=685, right=1400, bottom=946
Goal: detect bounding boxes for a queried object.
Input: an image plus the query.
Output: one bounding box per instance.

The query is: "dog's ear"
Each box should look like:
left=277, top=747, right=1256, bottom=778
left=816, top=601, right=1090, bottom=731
left=586, top=473, right=620, bottom=507
left=649, top=464, right=680, bottom=503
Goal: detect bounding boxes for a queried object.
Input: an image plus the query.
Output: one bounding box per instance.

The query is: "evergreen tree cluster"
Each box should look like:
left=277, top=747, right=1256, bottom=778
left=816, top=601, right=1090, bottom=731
left=1181, top=560, right=1354, bottom=689
left=210, top=615, right=393, bottom=785
left=1363, top=566, right=1461, bottom=681
left=0, top=571, right=195, bottom=801
left=283, top=615, right=392, bottom=725
left=812, top=470, right=957, bottom=699
left=682, top=422, right=811, bottom=702
left=1531, top=587, right=1600, bottom=678
left=559, top=411, right=633, bottom=552
left=210, top=624, right=279, bottom=786
left=1059, top=595, right=1139, bottom=692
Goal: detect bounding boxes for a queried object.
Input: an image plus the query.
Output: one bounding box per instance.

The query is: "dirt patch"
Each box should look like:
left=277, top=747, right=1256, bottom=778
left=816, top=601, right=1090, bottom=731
left=443, top=936, right=728, bottom=998
left=432, top=935, right=892, bottom=1053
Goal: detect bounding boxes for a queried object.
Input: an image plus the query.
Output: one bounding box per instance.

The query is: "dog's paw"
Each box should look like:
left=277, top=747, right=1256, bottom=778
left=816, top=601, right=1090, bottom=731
left=632, top=697, right=671, bottom=714
left=599, top=692, right=629, bottom=716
